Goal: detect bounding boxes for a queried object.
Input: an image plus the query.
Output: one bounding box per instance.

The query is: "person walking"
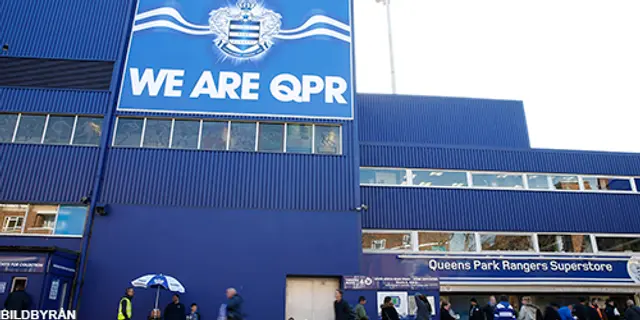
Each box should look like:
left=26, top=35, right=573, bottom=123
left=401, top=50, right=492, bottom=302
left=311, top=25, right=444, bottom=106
left=484, top=296, right=497, bottom=320
left=494, top=295, right=517, bottom=320
left=164, top=294, right=186, bottom=320
left=117, top=287, right=134, bottom=320
left=334, top=289, right=354, bottom=320
left=415, top=293, right=432, bottom=320
left=226, top=288, right=245, bottom=320
left=441, top=301, right=458, bottom=320
left=3, top=284, right=32, bottom=312
left=518, top=296, right=541, bottom=320
left=574, top=298, right=590, bottom=320
left=544, top=303, right=561, bottom=320
left=381, top=296, right=400, bottom=320
left=354, top=296, right=369, bottom=320
left=558, top=305, right=573, bottom=320
left=470, top=298, right=484, bottom=320
left=625, top=300, right=640, bottom=320
left=605, top=299, right=620, bottom=320
left=589, top=298, right=604, bottom=320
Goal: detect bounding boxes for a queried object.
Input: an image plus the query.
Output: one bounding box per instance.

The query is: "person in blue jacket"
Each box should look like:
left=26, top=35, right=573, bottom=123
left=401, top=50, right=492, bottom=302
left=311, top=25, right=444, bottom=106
left=226, top=288, right=244, bottom=320
left=558, top=305, right=574, bottom=320
left=494, top=295, right=517, bottom=320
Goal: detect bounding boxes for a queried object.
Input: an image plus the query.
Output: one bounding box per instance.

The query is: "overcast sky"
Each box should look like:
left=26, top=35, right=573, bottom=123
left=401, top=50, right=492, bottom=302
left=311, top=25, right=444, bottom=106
left=353, top=0, right=640, bottom=153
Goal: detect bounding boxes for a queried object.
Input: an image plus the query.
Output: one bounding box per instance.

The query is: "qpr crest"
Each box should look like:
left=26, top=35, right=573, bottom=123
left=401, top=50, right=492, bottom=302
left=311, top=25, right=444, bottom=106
left=627, top=256, right=640, bottom=283
left=209, top=0, right=282, bottom=59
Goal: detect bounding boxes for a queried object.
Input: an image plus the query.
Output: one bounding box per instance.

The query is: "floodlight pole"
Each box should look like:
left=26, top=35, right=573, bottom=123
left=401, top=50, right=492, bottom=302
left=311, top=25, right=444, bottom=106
left=378, top=0, right=397, bottom=94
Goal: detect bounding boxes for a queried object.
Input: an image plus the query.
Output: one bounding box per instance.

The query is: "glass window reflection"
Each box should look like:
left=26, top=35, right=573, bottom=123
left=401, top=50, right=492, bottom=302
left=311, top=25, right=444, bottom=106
left=418, top=232, right=476, bottom=252
left=73, top=117, right=102, bottom=146
left=0, top=114, right=18, bottom=142
left=171, top=120, right=199, bottom=149
left=258, top=123, right=284, bottom=152
left=360, top=168, right=407, bottom=185
left=480, top=234, right=534, bottom=251
left=14, top=114, right=46, bottom=143
left=551, top=175, right=580, bottom=190
left=583, top=177, right=632, bottom=192
left=142, top=119, right=171, bottom=148
left=0, top=204, right=28, bottom=234
left=413, top=170, right=468, bottom=187
left=472, top=173, right=524, bottom=188
left=43, top=116, right=74, bottom=144
left=527, top=175, right=551, bottom=190
left=200, top=121, right=228, bottom=151
left=229, top=122, right=256, bottom=151
left=538, top=234, right=593, bottom=253
left=314, top=125, right=340, bottom=154
left=286, top=124, right=312, bottom=153
left=596, top=236, right=640, bottom=252
left=362, top=232, right=412, bottom=251
left=114, top=118, right=143, bottom=147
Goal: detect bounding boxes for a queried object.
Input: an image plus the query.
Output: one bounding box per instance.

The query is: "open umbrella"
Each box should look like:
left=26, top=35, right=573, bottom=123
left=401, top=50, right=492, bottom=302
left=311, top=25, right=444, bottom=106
left=131, top=273, right=186, bottom=309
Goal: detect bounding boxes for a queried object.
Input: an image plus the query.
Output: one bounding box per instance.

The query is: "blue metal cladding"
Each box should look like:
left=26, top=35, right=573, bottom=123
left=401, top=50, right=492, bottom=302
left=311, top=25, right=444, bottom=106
left=0, top=236, right=81, bottom=251
left=100, top=122, right=358, bottom=209
left=0, top=0, right=135, bottom=60
left=356, top=94, right=530, bottom=149
left=0, top=87, right=111, bottom=115
left=0, top=144, right=99, bottom=203
left=360, top=187, right=640, bottom=234
left=361, top=144, right=640, bottom=176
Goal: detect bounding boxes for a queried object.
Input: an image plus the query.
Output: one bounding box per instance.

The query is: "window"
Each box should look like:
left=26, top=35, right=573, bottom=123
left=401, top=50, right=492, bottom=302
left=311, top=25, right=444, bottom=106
left=43, top=116, right=74, bottom=144
left=636, top=179, right=640, bottom=192
left=0, top=113, right=18, bottom=142
left=472, top=173, right=524, bottom=188
left=200, top=121, right=228, bottom=150
left=0, top=204, right=87, bottom=237
left=314, top=125, right=340, bottom=154
left=0, top=204, right=28, bottom=234
left=582, top=177, right=633, bottom=192
left=2, top=216, right=24, bottom=233
left=14, top=114, right=46, bottom=143
left=596, top=236, right=640, bottom=252
left=360, top=168, right=407, bottom=185
left=538, top=234, right=593, bottom=253
left=417, top=232, right=476, bottom=252
left=229, top=122, right=256, bottom=151
left=258, top=123, right=284, bottom=152
left=142, top=119, right=171, bottom=148
left=113, top=118, right=143, bottom=147
left=72, top=117, right=102, bottom=146
left=171, top=120, right=199, bottom=149
left=527, top=175, right=551, bottom=190
left=480, top=234, right=534, bottom=251
left=286, top=124, right=312, bottom=153
left=551, top=175, right=580, bottom=190
left=23, top=205, right=58, bottom=235
left=413, top=170, right=468, bottom=187
left=362, top=232, right=412, bottom=251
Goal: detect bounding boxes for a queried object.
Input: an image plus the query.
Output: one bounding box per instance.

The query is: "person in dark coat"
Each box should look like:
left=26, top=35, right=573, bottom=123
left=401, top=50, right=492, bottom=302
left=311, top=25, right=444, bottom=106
left=605, top=299, right=620, bottom=320
left=3, top=284, right=31, bottom=311
left=415, top=293, right=432, bottom=320
left=589, top=298, right=604, bottom=320
left=226, top=288, right=245, bottom=320
left=441, top=301, right=457, bottom=320
left=334, top=289, right=354, bottom=320
left=544, top=303, right=561, bottom=320
left=484, top=296, right=497, bottom=320
left=164, top=294, right=186, bottom=320
left=381, top=296, right=400, bottom=320
left=626, top=300, right=640, bottom=320
left=574, top=297, right=590, bottom=320
left=470, top=298, right=484, bottom=320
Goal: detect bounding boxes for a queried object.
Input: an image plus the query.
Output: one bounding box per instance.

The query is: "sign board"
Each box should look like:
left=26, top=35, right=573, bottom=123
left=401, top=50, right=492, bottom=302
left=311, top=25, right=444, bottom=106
left=0, top=256, right=46, bottom=273
left=49, top=279, right=60, bottom=300
left=343, top=276, right=440, bottom=291
left=0, top=282, right=6, bottom=294
left=118, top=0, right=354, bottom=119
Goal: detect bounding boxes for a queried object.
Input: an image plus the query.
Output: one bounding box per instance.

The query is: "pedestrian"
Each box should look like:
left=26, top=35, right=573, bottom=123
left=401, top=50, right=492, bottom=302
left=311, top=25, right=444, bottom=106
left=518, top=296, right=541, bottom=320
left=589, top=298, right=604, bottom=320
left=605, top=299, right=620, bottom=320
left=441, top=301, right=457, bottom=320
left=574, top=298, right=590, bottom=320
left=494, top=295, right=517, bottom=320
left=3, top=284, right=32, bottom=312
left=470, top=298, right=484, bottom=320
left=334, top=289, right=354, bottom=320
left=187, top=303, right=201, bottom=320
left=484, top=296, right=497, bottom=320
left=544, top=303, right=561, bottom=320
left=415, top=293, right=432, bottom=320
left=148, top=308, right=162, bottom=320
left=381, top=296, right=400, bottom=320
left=354, top=296, right=369, bottom=320
left=164, top=294, right=186, bottom=320
left=226, top=287, right=245, bottom=320
left=117, top=287, right=134, bottom=320
left=625, top=300, right=640, bottom=320
left=558, top=305, right=573, bottom=320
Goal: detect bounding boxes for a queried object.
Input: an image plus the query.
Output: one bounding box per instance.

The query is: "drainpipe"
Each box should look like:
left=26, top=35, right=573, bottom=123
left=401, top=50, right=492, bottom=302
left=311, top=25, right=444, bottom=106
left=71, top=0, right=139, bottom=311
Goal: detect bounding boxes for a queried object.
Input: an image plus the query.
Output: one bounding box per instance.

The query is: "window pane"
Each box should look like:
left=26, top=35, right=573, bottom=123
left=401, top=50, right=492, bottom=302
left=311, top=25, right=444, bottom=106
left=551, top=175, right=579, bottom=190
left=43, top=116, right=74, bottom=144
left=0, top=114, right=18, bottom=142
left=418, top=232, right=476, bottom=252
left=538, top=235, right=593, bottom=253
left=258, top=123, right=284, bottom=152
left=23, top=205, right=58, bottom=235
left=286, top=124, right=312, bottom=153
left=314, top=125, right=341, bottom=154
left=472, top=173, right=524, bottom=188
left=171, top=120, right=199, bottom=149
left=229, top=122, right=256, bottom=151
left=527, top=175, right=550, bottom=190
left=413, top=170, right=468, bottom=187
left=14, top=115, right=46, bottom=143
left=583, top=177, right=632, bottom=192
left=636, top=179, right=640, bottom=192
left=73, top=117, right=103, bottom=146
left=114, top=118, right=143, bottom=147
left=360, top=168, right=407, bottom=185
left=142, top=119, right=171, bottom=148
left=0, top=204, right=28, bottom=234
left=362, top=232, right=412, bottom=251
left=596, top=236, right=640, bottom=252
left=201, top=121, right=228, bottom=150
left=480, top=234, right=534, bottom=251
left=54, top=206, right=87, bottom=236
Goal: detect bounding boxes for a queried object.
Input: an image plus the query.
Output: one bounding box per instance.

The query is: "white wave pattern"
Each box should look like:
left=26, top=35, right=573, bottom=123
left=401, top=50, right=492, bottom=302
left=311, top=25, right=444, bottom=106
left=132, top=6, right=351, bottom=43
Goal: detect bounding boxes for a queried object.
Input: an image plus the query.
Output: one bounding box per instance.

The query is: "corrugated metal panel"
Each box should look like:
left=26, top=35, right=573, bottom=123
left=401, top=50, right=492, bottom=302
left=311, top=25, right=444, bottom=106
left=0, top=0, right=135, bottom=60
left=360, top=187, right=640, bottom=234
left=0, top=87, right=111, bottom=114
left=100, top=123, right=358, bottom=209
left=0, top=144, right=99, bottom=203
left=360, top=144, right=640, bottom=176
left=357, top=94, right=530, bottom=149
left=0, top=57, right=114, bottom=90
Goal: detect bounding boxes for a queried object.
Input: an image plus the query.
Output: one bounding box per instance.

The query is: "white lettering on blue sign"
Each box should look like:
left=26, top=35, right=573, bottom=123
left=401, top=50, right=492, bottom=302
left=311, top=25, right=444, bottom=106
left=428, top=259, right=615, bottom=274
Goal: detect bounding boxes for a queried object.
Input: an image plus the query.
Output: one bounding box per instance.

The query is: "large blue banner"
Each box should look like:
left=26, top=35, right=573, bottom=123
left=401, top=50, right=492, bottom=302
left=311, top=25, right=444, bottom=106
left=118, top=0, right=354, bottom=119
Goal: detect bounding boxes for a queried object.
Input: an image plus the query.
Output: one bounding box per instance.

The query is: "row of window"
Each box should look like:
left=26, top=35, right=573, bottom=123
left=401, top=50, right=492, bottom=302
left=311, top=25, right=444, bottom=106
left=361, top=167, right=640, bottom=193
left=113, top=117, right=342, bottom=155
left=0, top=204, right=87, bottom=237
left=362, top=230, right=640, bottom=254
left=0, top=113, right=103, bottom=146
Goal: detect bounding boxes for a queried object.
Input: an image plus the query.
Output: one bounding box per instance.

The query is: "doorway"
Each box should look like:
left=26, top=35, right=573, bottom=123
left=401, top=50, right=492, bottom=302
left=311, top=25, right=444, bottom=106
left=10, top=277, right=27, bottom=292
left=285, top=277, right=340, bottom=320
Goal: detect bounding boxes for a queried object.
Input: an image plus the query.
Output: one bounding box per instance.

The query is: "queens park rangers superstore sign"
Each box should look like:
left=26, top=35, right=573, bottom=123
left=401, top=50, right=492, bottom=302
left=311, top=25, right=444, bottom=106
left=117, top=0, right=355, bottom=119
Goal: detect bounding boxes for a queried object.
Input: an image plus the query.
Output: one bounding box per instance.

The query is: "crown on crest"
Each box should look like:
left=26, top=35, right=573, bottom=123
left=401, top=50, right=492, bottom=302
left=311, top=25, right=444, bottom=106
left=237, top=0, right=257, bottom=10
